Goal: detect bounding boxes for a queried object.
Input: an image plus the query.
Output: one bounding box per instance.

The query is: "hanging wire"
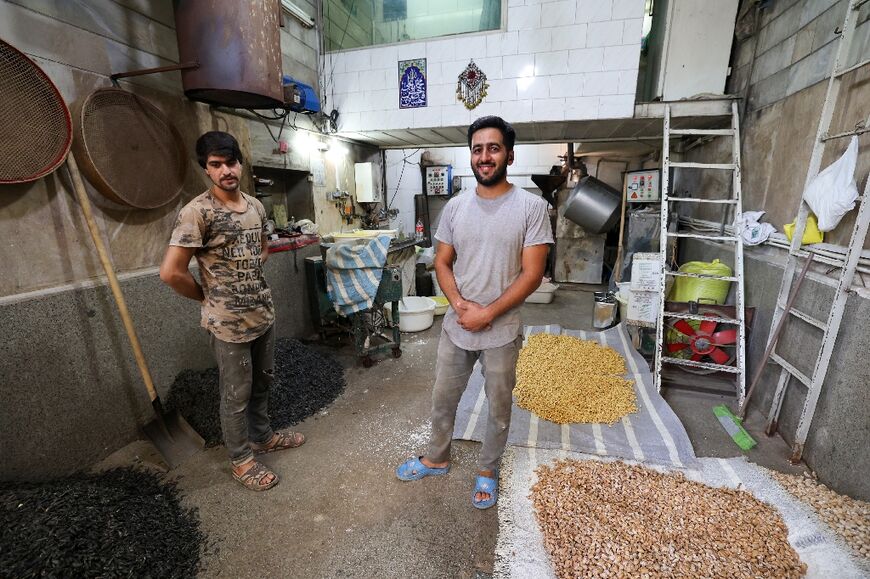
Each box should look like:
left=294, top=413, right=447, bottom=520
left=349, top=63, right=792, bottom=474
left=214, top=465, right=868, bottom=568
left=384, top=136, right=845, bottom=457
left=321, top=0, right=357, bottom=115
left=248, top=108, right=290, bottom=144
left=387, top=148, right=421, bottom=209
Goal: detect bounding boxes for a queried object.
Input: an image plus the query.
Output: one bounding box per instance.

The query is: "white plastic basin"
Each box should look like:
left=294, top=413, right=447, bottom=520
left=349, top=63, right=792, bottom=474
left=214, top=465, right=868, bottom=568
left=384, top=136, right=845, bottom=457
left=525, top=282, right=559, bottom=304
left=389, top=296, right=436, bottom=332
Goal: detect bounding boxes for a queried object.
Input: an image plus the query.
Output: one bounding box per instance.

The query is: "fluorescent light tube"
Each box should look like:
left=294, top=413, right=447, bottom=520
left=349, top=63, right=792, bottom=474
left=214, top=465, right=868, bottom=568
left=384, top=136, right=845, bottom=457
left=281, top=0, right=315, bottom=28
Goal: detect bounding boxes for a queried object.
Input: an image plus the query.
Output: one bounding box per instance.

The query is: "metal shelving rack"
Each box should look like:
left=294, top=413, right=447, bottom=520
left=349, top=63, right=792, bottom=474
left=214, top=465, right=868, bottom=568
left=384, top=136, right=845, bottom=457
left=654, top=101, right=747, bottom=406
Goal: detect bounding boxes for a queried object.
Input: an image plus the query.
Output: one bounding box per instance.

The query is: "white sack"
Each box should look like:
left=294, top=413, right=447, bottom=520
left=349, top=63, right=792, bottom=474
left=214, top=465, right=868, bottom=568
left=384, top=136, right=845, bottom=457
left=803, top=136, right=860, bottom=232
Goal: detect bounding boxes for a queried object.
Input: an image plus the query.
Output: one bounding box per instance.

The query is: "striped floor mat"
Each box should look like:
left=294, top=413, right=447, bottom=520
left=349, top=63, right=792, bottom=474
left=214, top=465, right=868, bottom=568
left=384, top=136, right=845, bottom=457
left=452, top=323, right=698, bottom=468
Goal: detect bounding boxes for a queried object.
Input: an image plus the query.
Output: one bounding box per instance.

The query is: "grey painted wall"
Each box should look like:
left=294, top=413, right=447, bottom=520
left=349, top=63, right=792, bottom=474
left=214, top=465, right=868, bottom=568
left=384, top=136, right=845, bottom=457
left=680, top=239, right=870, bottom=501
left=0, top=1, right=385, bottom=479
left=675, top=0, right=870, bottom=247
left=281, top=0, right=320, bottom=89
left=730, top=0, right=869, bottom=112
left=0, top=0, right=357, bottom=300
left=0, top=243, right=321, bottom=480
left=667, top=2, right=870, bottom=498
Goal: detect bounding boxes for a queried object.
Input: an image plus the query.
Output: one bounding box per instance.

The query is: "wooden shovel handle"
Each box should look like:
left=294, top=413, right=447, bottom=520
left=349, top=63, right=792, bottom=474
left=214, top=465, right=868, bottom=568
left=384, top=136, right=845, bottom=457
left=67, top=153, right=159, bottom=403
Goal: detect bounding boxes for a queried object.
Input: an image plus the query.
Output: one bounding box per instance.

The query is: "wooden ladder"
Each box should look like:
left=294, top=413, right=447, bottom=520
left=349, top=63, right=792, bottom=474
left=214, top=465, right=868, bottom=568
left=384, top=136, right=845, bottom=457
left=752, top=0, right=870, bottom=463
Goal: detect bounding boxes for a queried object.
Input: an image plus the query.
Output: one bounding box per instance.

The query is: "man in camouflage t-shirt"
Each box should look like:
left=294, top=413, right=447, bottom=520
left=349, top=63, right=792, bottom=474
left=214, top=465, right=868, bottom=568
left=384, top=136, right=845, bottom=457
left=160, top=131, right=305, bottom=491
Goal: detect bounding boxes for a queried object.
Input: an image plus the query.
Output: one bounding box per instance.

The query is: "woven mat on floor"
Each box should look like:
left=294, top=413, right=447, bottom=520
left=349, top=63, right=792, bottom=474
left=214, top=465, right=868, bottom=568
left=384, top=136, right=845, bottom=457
left=452, top=323, right=697, bottom=468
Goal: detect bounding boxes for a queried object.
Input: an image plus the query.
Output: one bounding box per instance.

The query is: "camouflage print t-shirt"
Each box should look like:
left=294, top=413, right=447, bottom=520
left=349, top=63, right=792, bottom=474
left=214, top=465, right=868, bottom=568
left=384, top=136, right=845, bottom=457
left=169, top=190, right=274, bottom=343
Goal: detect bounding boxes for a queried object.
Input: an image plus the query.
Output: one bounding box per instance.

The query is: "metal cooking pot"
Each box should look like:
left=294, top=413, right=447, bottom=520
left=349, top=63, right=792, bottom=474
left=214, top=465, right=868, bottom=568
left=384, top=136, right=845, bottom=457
left=560, top=175, right=622, bottom=234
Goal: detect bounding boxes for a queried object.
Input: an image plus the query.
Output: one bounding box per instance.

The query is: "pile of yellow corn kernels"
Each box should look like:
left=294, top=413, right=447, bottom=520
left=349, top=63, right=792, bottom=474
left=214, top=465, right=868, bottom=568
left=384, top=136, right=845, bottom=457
left=514, top=333, right=637, bottom=424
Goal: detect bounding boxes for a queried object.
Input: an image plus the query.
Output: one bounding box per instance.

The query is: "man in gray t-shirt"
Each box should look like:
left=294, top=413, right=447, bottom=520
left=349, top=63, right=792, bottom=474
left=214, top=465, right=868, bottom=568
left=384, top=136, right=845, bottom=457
left=396, top=116, right=553, bottom=509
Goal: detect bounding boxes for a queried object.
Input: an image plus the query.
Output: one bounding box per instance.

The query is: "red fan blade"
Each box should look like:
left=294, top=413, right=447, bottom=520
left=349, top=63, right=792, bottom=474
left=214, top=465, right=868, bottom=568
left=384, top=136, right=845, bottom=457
left=711, top=329, right=738, bottom=345
left=709, top=348, right=730, bottom=364
left=690, top=353, right=703, bottom=362
left=667, top=342, right=689, bottom=352
left=673, top=320, right=697, bottom=337
left=699, top=319, right=717, bottom=335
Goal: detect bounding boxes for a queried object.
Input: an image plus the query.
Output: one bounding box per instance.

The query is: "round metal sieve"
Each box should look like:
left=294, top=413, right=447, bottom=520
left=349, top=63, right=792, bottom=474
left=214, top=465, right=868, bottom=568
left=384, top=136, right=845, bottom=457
left=0, top=39, right=73, bottom=183
left=73, top=88, right=186, bottom=209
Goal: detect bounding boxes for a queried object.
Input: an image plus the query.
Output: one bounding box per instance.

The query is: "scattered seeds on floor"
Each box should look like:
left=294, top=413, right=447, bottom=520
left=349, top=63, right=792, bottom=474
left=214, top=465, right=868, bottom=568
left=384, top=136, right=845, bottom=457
left=768, top=469, right=870, bottom=560
left=0, top=468, right=208, bottom=578
left=514, top=333, right=637, bottom=424
left=166, top=338, right=346, bottom=446
left=531, top=459, right=807, bottom=579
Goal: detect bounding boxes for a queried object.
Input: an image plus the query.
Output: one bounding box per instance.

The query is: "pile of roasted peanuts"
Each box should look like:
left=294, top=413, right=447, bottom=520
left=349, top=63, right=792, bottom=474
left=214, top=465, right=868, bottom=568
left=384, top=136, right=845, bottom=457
left=769, top=469, right=870, bottom=560
left=514, top=333, right=636, bottom=424
left=531, top=459, right=807, bottom=579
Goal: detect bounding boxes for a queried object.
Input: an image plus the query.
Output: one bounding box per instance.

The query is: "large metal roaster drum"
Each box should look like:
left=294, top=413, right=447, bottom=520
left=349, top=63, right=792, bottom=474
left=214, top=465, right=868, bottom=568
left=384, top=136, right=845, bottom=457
left=561, top=175, right=622, bottom=234
left=174, top=0, right=284, bottom=109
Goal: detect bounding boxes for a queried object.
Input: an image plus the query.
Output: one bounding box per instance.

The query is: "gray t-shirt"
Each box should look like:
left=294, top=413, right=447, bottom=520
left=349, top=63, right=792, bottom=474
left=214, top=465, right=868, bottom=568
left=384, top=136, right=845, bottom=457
left=435, top=185, right=553, bottom=350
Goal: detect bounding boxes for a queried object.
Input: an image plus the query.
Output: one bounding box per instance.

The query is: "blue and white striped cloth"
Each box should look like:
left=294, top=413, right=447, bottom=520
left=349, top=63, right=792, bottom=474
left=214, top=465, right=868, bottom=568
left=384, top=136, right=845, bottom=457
left=453, top=323, right=698, bottom=468
left=325, top=235, right=392, bottom=316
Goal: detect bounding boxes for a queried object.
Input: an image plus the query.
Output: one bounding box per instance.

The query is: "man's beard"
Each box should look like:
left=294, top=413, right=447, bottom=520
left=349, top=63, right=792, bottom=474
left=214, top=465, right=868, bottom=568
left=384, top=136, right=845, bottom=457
left=471, top=161, right=508, bottom=186
left=216, top=177, right=239, bottom=192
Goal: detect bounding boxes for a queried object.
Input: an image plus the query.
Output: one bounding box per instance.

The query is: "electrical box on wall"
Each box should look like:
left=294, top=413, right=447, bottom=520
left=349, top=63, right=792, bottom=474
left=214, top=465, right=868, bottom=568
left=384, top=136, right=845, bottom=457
left=425, top=165, right=452, bottom=196
left=625, top=169, right=661, bottom=203
left=354, top=162, right=380, bottom=202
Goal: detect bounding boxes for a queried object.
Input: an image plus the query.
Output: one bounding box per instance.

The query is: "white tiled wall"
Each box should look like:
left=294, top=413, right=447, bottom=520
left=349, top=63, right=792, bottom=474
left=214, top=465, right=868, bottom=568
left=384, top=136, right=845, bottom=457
left=324, top=0, right=644, bottom=132
left=384, top=144, right=566, bottom=236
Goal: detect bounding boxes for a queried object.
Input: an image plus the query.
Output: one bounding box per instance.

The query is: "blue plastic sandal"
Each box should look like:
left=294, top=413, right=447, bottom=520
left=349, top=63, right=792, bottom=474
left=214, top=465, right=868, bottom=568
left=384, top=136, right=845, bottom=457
left=472, top=472, right=498, bottom=510
left=395, top=456, right=450, bottom=481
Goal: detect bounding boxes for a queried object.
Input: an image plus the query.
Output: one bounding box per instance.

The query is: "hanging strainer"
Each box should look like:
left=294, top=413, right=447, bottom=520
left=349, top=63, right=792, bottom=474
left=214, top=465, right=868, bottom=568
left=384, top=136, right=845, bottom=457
left=0, top=39, right=72, bottom=183
left=0, top=40, right=204, bottom=466
left=73, top=88, right=187, bottom=209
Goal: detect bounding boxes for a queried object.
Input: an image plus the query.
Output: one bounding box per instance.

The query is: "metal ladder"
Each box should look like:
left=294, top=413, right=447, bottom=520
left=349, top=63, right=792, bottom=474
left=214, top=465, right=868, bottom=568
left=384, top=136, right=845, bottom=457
left=755, top=0, right=870, bottom=463
left=653, top=100, right=747, bottom=407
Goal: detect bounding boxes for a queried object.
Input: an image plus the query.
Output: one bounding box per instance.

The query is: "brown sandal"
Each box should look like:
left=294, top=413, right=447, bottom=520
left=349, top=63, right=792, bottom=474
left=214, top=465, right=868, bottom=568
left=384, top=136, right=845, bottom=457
left=252, top=429, right=306, bottom=454
left=232, top=461, right=279, bottom=492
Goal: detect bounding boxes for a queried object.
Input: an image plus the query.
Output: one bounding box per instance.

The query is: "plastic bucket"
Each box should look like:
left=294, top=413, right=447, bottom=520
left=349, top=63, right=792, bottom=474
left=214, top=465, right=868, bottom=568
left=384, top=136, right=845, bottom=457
left=668, top=259, right=732, bottom=305
left=387, top=296, right=436, bottom=332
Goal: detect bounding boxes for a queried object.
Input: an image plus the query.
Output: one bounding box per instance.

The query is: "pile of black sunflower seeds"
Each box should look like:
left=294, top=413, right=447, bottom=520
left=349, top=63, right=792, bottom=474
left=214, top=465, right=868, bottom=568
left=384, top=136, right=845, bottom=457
left=0, top=468, right=208, bottom=577
left=166, top=338, right=346, bottom=446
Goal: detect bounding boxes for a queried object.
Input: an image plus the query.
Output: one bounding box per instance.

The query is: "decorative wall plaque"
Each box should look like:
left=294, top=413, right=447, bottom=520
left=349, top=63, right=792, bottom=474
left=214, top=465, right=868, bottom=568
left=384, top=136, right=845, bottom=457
left=398, top=58, right=427, bottom=109
left=456, top=59, right=488, bottom=110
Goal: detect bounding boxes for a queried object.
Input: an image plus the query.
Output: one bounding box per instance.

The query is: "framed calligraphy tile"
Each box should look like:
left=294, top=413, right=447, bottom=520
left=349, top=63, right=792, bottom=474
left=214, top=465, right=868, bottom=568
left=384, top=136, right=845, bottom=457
left=398, top=58, right=427, bottom=109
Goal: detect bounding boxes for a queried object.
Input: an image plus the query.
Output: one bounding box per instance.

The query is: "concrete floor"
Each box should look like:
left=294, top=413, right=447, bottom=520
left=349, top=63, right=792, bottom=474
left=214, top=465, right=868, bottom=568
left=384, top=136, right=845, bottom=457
left=100, top=283, right=806, bottom=578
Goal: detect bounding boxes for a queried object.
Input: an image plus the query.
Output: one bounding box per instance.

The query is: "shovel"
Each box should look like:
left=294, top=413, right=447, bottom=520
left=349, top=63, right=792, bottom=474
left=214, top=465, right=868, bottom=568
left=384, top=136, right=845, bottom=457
left=67, top=154, right=205, bottom=468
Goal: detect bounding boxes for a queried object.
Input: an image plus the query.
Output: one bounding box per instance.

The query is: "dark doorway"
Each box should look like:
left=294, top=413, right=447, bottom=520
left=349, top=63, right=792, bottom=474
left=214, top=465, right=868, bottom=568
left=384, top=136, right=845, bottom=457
left=252, top=166, right=313, bottom=227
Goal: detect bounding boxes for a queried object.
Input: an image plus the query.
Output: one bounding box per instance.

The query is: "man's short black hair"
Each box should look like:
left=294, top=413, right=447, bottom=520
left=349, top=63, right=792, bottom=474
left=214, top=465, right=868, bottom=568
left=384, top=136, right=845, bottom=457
left=196, top=131, right=243, bottom=168
left=467, top=116, right=516, bottom=151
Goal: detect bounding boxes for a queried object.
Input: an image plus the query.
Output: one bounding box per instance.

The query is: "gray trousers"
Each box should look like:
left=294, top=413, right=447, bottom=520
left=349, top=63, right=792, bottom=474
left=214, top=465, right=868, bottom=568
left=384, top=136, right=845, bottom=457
left=426, top=330, right=522, bottom=472
left=210, top=325, right=275, bottom=466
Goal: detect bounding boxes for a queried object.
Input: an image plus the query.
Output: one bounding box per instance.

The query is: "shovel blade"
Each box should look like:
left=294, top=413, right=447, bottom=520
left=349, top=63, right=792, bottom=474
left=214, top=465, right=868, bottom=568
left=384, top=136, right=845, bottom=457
left=142, top=411, right=205, bottom=470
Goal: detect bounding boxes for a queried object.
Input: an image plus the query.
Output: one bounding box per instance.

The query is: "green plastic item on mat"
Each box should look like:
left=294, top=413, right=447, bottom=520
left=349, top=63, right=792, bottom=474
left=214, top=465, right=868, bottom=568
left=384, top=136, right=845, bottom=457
left=668, top=259, right=733, bottom=305
left=713, top=404, right=757, bottom=451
